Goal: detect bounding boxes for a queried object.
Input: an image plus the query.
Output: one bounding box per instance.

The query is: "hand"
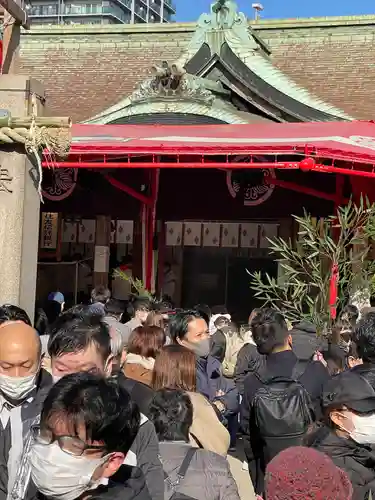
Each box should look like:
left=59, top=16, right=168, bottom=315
left=216, top=389, right=225, bottom=397
left=213, top=400, right=226, bottom=413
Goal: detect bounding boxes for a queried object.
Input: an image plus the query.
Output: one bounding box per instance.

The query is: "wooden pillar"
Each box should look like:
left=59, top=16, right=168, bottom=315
left=93, top=215, right=111, bottom=288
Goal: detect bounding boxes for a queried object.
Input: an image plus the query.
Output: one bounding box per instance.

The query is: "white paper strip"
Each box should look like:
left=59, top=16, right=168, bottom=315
left=184, top=222, right=202, bottom=246
left=240, top=223, right=259, bottom=248
left=260, top=223, right=279, bottom=248
left=94, top=245, right=109, bottom=273
left=203, top=223, right=220, bottom=247
left=62, top=221, right=77, bottom=243
left=166, top=222, right=183, bottom=246
left=78, top=219, right=96, bottom=244
left=221, top=223, right=239, bottom=248
left=116, top=220, right=134, bottom=244
left=40, top=212, right=59, bottom=249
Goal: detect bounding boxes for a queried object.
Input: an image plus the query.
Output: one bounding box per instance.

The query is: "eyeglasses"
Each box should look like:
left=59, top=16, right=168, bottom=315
left=31, top=425, right=107, bottom=457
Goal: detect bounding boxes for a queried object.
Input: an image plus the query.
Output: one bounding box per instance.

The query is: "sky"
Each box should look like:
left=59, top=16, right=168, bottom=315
left=175, top=0, right=374, bottom=22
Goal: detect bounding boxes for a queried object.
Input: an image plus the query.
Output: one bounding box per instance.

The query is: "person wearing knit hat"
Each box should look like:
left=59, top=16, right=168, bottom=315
left=264, top=446, right=353, bottom=500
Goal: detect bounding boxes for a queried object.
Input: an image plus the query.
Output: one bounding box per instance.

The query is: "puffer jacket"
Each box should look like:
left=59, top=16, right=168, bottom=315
left=307, top=424, right=375, bottom=500
left=159, top=441, right=240, bottom=500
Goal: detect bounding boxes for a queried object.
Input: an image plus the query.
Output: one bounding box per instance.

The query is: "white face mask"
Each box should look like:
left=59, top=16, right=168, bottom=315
left=30, top=441, right=108, bottom=500
left=0, top=372, right=37, bottom=401
left=348, top=412, right=375, bottom=444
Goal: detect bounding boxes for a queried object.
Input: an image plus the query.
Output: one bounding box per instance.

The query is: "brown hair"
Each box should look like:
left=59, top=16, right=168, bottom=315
left=145, top=311, right=165, bottom=329
left=128, top=326, right=165, bottom=359
left=152, top=345, right=196, bottom=392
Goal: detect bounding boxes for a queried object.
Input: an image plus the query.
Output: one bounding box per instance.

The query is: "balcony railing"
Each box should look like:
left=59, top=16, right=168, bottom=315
left=164, top=0, right=175, bottom=12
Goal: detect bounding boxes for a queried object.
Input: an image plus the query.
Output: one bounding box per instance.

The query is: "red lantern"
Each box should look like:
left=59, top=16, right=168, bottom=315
left=299, top=157, right=315, bottom=172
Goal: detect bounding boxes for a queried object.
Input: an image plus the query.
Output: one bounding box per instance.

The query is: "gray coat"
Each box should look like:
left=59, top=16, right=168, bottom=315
left=159, top=442, right=240, bottom=500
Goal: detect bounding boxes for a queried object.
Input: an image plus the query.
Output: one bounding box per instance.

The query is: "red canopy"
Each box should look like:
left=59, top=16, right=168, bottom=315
left=70, top=121, right=375, bottom=164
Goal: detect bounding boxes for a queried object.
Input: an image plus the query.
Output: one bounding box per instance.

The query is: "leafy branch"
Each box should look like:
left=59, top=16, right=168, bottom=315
left=112, top=269, right=152, bottom=299
left=249, top=197, right=375, bottom=333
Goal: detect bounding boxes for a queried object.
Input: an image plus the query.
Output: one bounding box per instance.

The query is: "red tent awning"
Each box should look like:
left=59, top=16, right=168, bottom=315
left=69, top=121, right=375, bottom=164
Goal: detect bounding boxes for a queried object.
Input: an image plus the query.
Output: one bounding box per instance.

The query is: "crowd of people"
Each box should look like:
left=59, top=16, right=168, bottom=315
left=0, top=288, right=375, bottom=499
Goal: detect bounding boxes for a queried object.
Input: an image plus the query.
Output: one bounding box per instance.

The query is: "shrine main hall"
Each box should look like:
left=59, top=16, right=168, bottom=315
left=14, top=3, right=375, bottom=317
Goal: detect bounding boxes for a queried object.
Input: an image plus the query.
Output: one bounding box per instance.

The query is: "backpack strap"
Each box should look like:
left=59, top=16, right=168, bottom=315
left=163, top=448, right=197, bottom=489
left=177, top=448, right=197, bottom=479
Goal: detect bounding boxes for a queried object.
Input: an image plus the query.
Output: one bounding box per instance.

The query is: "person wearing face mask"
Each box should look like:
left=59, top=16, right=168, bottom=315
left=47, top=311, right=164, bottom=500
left=28, top=372, right=151, bottom=500
left=306, top=370, right=375, bottom=500
left=169, top=310, right=239, bottom=424
left=0, top=318, right=52, bottom=500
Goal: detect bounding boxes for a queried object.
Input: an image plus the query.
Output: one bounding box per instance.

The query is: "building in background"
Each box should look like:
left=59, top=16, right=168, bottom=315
left=28, top=0, right=176, bottom=25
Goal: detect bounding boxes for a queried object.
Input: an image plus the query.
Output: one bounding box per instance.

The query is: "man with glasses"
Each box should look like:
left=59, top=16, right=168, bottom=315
left=46, top=311, right=163, bottom=500
left=29, top=372, right=151, bottom=500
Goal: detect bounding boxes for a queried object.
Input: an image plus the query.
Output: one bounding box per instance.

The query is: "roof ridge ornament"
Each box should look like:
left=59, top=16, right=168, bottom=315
left=175, top=0, right=267, bottom=68
left=210, top=0, right=241, bottom=29
left=129, top=61, right=215, bottom=105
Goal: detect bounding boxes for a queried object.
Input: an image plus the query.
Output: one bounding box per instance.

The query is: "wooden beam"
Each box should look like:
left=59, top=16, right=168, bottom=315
left=1, top=0, right=29, bottom=74
left=0, top=0, right=29, bottom=27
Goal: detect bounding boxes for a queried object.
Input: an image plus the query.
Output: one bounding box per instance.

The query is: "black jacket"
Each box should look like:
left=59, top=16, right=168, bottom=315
left=116, top=372, right=154, bottom=418
left=210, top=329, right=227, bottom=364
left=307, top=425, right=375, bottom=500
left=90, top=466, right=152, bottom=500
left=240, top=350, right=329, bottom=494
left=234, top=342, right=264, bottom=396
left=113, top=373, right=164, bottom=500
left=351, top=363, right=375, bottom=391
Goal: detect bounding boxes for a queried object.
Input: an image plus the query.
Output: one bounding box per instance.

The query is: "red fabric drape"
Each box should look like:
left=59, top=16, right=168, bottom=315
left=329, top=263, right=339, bottom=319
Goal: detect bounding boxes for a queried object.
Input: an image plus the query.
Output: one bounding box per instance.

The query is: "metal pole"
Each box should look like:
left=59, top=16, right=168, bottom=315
left=224, top=253, right=229, bottom=307
left=74, top=261, right=79, bottom=304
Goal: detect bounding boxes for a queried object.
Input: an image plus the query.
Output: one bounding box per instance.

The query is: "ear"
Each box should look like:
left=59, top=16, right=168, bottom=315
left=287, top=334, right=293, bottom=346
left=120, top=349, right=127, bottom=366
left=105, top=354, right=114, bottom=377
left=330, top=410, right=354, bottom=433
left=348, top=356, right=363, bottom=368
left=100, top=452, right=125, bottom=479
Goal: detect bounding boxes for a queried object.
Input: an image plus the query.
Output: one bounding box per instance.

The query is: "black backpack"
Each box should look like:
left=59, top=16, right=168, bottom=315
left=253, top=363, right=314, bottom=463
left=163, top=448, right=198, bottom=500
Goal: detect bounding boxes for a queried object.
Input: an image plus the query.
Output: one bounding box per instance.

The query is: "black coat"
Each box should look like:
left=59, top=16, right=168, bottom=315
left=116, top=372, right=154, bottom=418
left=240, top=350, right=330, bottom=494
left=307, top=425, right=375, bottom=500
left=351, top=363, right=375, bottom=391
left=90, top=466, right=152, bottom=500
left=234, top=342, right=264, bottom=396
left=210, top=329, right=227, bottom=364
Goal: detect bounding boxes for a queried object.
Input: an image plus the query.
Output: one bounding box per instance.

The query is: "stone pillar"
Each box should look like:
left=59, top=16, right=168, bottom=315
left=0, top=76, right=45, bottom=321
left=93, top=215, right=111, bottom=289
